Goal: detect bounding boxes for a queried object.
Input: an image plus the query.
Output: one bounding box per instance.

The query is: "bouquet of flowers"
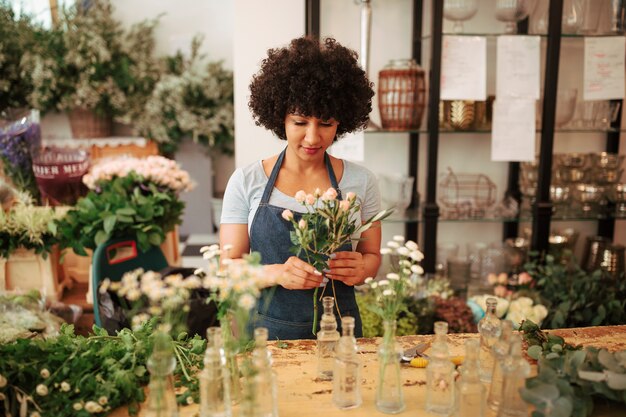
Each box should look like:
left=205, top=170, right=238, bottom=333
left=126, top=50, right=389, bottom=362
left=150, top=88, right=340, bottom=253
left=56, top=156, right=194, bottom=254
left=282, top=187, right=391, bottom=333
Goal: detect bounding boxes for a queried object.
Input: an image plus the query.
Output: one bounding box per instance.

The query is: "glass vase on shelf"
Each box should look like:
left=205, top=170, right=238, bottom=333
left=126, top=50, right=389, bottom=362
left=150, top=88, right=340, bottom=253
left=496, top=335, right=531, bottom=417
left=494, top=0, right=536, bottom=34
left=145, top=331, right=179, bottom=417
left=375, top=320, right=405, bottom=414
left=425, top=321, right=455, bottom=416
left=200, top=327, right=231, bottom=417
left=332, top=316, right=362, bottom=410
left=487, top=320, right=514, bottom=411
left=455, top=339, right=486, bottom=417
left=478, top=297, right=502, bottom=383
left=317, top=296, right=340, bottom=381
left=443, top=0, right=479, bottom=33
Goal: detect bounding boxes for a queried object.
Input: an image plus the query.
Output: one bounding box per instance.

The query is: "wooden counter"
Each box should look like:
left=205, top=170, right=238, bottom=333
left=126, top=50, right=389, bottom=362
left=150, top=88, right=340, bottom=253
left=113, top=325, right=626, bottom=417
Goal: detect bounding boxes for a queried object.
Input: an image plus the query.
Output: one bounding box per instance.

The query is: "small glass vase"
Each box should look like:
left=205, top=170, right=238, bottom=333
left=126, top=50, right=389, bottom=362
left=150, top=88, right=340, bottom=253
left=145, top=332, right=179, bottom=417
left=221, top=316, right=242, bottom=405
left=375, top=320, right=405, bottom=414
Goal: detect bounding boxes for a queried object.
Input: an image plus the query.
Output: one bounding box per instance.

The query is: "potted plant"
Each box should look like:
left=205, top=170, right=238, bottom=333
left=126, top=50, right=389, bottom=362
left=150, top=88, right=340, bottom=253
left=21, top=0, right=160, bottom=138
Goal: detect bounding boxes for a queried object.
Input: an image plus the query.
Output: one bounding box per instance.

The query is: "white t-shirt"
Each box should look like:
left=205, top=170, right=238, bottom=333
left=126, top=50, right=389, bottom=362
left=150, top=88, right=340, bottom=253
left=221, top=158, right=381, bottom=244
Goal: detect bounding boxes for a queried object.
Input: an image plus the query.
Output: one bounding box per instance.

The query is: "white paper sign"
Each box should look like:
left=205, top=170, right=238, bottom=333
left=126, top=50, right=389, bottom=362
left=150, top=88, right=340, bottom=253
left=491, top=99, right=536, bottom=162
left=328, top=131, right=364, bottom=162
left=441, top=36, right=487, bottom=101
left=584, top=37, right=626, bottom=101
left=496, top=36, right=541, bottom=99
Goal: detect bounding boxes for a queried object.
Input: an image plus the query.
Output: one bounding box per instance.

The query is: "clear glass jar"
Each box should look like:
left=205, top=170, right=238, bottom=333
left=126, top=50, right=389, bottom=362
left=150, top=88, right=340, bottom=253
left=478, top=297, right=502, bottom=382
left=332, top=316, right=362, bottom=410
left=497, top=335, right=531, bottom=417
left=145, top=332, right=179, bottom=417
left=317, top=296, right=340, bottom=380
left=455, top=339, right=485, bottom=417
left=375, top=320, right=405, bottom=414
left=426, top=321, right=455, bottom=415
left=200, top=327, right=231, bottom=417
left=487, top=320, right=514, bottom=411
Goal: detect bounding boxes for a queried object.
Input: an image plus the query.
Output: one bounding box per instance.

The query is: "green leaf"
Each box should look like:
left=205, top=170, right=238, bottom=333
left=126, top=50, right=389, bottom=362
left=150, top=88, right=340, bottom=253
left=528, top=345, right=543, bottom=360
left=116, top=207, right=137, bottom=216
left=552, top=397, right=574, bottom=417
left=95, top=230, right=110, bottom=246
left=606, top=371, right=626, bottom=390
left=148, top=232, right=162, bottom=246
left=103, top=214, right=117, bottom=234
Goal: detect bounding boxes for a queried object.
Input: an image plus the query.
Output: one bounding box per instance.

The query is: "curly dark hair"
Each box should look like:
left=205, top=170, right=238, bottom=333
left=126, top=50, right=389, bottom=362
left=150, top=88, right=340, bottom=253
left=249, top=36, right=374, bottom=140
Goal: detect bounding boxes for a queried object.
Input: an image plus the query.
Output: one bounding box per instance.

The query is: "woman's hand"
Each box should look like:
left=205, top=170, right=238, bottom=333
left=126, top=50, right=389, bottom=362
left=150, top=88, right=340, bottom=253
left=267, top=256, right=324, bottom=290
left=326, top=251, right=366, bottom=286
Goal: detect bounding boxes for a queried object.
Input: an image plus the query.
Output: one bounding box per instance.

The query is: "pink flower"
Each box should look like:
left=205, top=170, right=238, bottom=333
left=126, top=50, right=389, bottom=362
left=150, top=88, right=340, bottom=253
left=321, top=187, right=338, bottom=201
left=487, top=273, right=498, bottom=286
left=298, top=219, right=307, bottom=229
left=518, top=272, right=533, bottom=285
left=295, top=190, right=307, bottom=203
left=281, top=209, right=294, bottom=221
left=305, top=194, right=316, bottom=205
left=497, top=273, right=508, bottom=285
left=346, top=191, right=356, bottom=201
left=494, top=285, right=509, bottom=298
left=339, top=200, right=350, bottom=211
left=313, top=188, right=322, bottom=197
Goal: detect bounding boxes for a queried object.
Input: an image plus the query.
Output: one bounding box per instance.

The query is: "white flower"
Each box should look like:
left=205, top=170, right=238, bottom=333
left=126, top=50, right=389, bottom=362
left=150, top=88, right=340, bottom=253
left=411, top=265, right=424, bottom=275
left=238, top=293, right=256, bottom=310
left=98, top=396, right=108, bottom=405
left=371, top=282, right=378, bottom=289
left=40, top=369, right=50, bottom=379
left=382, top=289, right=395, bottom=296
left=378, top=279, right=389, bottom=286
left=387, top=241, right=400, bottom=248
left=73, top=403, right=83, bottom=411
left=36, top=384, right=48, bottom=396
left=186, top=396, right=194, bottom=405
left=396, top=247, right=410, bottom=256
left=60, top=381, right=71, bottom=392
left=85, top=401, right=103, bottom=413
left=364, top=277, right=374, bottom=284
left=404, top=240, right=418, bottom=251
left=409, top=251, right=424, bottom=262
left=98, top=279, right=111, bottom=294
left=386, top=273, right=400, bottom=281
left=380, top=248, right=392, bottom=255
left=392, top=235, right=405, bottom=242
left=533, top=304, right=548, bottom=322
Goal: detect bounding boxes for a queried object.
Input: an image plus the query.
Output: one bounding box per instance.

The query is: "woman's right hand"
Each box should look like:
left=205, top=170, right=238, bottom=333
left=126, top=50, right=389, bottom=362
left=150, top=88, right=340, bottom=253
left=266, top=257, right=324, bottom=290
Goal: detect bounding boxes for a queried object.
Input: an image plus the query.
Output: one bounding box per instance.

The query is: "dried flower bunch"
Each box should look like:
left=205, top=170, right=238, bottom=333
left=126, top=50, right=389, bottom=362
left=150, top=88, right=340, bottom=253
left=21, top=0, right=160, bottom=117
left=363, top=235, right=424, bottom=322
left=83, top=155, right=195, bottom=194
left=131, top=36, right=234, bottom=155
left=283, top=187, right=391, bottom=333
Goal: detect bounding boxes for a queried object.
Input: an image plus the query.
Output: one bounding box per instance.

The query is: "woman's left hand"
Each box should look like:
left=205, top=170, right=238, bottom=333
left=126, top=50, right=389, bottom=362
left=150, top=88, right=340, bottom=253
left=326, top=251, right=366, bottom=286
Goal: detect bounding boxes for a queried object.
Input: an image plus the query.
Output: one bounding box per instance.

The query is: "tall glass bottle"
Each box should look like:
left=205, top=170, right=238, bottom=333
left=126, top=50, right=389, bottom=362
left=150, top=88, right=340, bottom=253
left=251, top=327, right=278, bottom=417
left=145, top=332, right=179, bottom=417
left=455, top=339, right=485, bottom=417
left=425, top=321, right=455, bottom=416
left=332, top=316, right=362, bottom=410
left=478, top=297, right=501, bottom=382
left=497, top=335, right=531, bottom=417
left=375, top=320, right=405, bottom=414
left=200, top=327, right=231, bottom=417
left=317, top=296, right=340, bottom=380
left=487, top=320, right=514, bottom=411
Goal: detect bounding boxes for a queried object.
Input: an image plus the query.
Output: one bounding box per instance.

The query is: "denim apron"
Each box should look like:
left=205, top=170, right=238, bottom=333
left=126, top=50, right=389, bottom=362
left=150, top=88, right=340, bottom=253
left=250, top=148, right=362, bottom=340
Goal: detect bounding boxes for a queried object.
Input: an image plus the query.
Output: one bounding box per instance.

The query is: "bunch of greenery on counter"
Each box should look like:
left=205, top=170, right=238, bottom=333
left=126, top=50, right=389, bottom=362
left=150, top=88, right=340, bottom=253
left=55, top=172, right=184, bottom=255
left=520, top=320, right=626, bottom=417
left=0, top=321, right=204, bottom=416
left=524, top=254, right=626, bottom=329
left=357, top=291, right=435, bottom=337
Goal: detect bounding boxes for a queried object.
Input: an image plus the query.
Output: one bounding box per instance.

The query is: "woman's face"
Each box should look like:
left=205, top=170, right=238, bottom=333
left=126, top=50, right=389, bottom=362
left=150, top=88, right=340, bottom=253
left=284, top=113, right=338, bottom=161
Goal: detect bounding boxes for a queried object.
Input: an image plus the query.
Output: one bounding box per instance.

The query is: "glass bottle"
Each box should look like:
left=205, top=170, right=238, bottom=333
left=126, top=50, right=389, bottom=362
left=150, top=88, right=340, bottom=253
left=332, top=316, right=362, bottom=410
left=425, top=321, right=455, bottom=416
left=317, top=296, right=340, bottom=380
left=487, top=320, right=514, bottom=411
left=250, top=327, right=278, bottom=417
left=375, top=320, right=405, bottom=414
left=478, top=297, right=501, bottom=383
left=455, top=339, right=485, bottom=417
left=200, top=327, right=231, bottom=417
left=497, top=335, right=531, bottom=417
left=145, top=332, right=179, bottom=417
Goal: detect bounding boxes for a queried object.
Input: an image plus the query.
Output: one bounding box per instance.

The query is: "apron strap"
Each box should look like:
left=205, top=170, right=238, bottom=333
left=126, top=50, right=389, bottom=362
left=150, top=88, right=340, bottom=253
left=325, top=152, right=343, bottom=200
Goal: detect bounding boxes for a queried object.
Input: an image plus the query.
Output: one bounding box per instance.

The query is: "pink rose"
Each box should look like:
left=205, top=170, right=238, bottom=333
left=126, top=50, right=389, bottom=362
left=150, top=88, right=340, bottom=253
left=494, top=285, right=509, bottom=298
left=497, top=273, right=508, bottom=285
left=305, top=194, right=316, bottom=205
left=487, top=273, right=498, bottom=286
left=313, top=188, right=322, bottom=197
left=346, top=191, right=356, bottom=201
left=518, top=272, right=533, bottom=285
left=298, top=219, right=307, bottom=229
left=339, top=200, right=350, bottom=211
left=322, top=187, right=338, bottom=201
left=281, top=209, right=294, bottom=221
left=295, top=190, right=307, bottom=203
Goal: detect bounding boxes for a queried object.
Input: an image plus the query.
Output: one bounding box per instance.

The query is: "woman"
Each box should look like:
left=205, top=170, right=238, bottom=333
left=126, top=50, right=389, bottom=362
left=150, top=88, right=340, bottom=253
left=220, top=36, right=381, bottom=340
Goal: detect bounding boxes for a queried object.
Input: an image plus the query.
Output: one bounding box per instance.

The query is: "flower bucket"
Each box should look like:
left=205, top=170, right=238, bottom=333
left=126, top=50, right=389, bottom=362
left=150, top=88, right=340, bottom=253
left=68, top=107, right=112, bottom=139
left=0, top=246, right=64, bottom=301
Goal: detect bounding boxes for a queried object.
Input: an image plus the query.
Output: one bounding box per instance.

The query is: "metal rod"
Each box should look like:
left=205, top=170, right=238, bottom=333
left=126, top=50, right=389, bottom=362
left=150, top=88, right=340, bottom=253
left=305, top=0, right=320, bottom=39
left=359, top=0, right=372, bottom=76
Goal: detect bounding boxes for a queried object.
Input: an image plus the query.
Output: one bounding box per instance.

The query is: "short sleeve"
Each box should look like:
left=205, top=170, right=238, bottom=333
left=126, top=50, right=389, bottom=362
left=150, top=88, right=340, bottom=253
left=220, top=168, right=250, bottom=224
left=360, top=170, right=381, bottom=221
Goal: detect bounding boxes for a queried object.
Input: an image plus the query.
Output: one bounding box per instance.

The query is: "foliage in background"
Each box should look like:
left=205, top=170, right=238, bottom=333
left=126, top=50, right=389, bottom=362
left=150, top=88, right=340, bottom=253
left=0, top=321, right=205, bottom=416
left=20, top=0, right=160, bottom=116
left=0, top=1, right=39, bottom=112
left=55, top=172, right=185, bottom=255
left=525, top=253, right=626, bottom=329
left=520, top=320, right=626, bottom=417
left=433, top=296, right=477, bottom=333
left=0, top=196, right=64, bottom=258
left=131, top=36, right=235, bottom=156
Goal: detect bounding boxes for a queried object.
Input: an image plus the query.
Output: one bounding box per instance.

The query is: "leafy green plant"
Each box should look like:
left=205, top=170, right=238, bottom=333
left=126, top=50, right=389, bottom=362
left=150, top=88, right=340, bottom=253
left=0, top=321, right=205, bottom=416
left=524, top=253, right=626, bottom=329
left=55, top=172, right=184, bottom=255
left=520, top=320, right=626, bottom=417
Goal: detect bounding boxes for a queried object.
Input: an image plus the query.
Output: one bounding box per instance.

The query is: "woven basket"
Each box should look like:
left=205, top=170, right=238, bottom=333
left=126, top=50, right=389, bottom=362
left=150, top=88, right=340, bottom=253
left=378, top=59, right=426, bottom=130
left=68, top=107, right=112, bottom=139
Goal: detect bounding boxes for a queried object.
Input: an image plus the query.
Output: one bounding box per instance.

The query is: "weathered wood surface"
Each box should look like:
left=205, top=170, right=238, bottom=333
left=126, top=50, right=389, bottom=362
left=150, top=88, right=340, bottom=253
left=112, top=325, right=626, bottom=416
